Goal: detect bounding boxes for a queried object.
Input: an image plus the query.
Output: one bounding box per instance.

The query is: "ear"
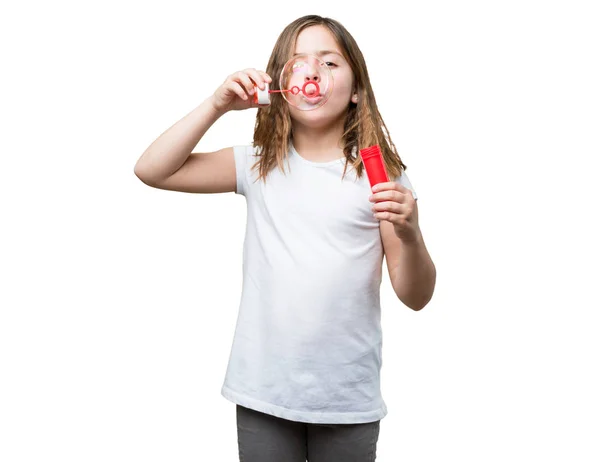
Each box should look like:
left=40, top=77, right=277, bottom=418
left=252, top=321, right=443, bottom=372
left=351, top=92, right=358, bottom=103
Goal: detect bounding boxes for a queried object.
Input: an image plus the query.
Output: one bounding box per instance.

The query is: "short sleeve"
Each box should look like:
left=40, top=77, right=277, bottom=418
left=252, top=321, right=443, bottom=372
left=394, top=170, right=418, bottom=200
left=232, top=145, right=250, bottom=196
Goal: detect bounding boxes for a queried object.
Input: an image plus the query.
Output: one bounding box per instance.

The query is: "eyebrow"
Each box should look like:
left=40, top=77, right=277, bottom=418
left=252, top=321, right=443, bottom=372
left=293, top=50, right=344, bottom=59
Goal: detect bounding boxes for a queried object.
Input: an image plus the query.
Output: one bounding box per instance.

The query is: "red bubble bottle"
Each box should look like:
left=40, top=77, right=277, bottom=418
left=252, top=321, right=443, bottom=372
left=359, top=144, right=389, bottom=191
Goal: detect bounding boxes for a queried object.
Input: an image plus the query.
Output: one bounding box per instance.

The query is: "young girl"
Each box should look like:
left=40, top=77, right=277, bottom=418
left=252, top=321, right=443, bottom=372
left=134, top=14, right=436, bottom=462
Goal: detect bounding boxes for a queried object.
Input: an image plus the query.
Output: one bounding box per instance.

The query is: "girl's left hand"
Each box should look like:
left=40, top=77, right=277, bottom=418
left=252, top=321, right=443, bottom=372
left=369, top=182, right=420, bottom=243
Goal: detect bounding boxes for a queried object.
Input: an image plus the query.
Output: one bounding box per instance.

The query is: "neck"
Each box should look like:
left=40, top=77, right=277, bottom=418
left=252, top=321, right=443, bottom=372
left=291, top=115, right=346, bottom=161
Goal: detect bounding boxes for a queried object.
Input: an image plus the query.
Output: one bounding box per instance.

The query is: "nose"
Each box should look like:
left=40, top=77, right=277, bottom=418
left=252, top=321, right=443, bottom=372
left=304, top=61, right=321, bottom=81
left=304, top=66, right=321, bottom=96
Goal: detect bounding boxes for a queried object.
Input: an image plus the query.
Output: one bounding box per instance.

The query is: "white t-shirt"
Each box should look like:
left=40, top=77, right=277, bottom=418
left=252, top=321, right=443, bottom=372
left=221, top=141, right=418, bottom=424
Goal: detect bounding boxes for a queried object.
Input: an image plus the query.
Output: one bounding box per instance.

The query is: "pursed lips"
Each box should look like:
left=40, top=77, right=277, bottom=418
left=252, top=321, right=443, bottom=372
left=302, top=94, right=323, bottom=103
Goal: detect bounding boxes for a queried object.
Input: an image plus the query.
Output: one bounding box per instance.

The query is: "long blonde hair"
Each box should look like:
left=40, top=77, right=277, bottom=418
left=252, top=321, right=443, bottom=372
left=251, top=14, right=408, bottom=184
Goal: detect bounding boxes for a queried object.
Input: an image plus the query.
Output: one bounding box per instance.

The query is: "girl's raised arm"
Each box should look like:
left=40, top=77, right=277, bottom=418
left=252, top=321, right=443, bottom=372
left=134, top=68, right=271, bottom=193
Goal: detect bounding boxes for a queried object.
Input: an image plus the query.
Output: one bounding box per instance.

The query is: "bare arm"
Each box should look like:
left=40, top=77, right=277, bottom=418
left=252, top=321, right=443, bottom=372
left=133, top=96, right=225, bottom=185
left=133, top=68, right=271, bottom=193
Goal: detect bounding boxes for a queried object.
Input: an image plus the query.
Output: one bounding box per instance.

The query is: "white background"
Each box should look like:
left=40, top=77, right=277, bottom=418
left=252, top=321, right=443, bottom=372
left=1, top=0, right=599, bottom=461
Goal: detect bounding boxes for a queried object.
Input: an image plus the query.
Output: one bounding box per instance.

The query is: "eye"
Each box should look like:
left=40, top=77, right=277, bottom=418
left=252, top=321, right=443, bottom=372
left=324, top=62, right=337, bottom=67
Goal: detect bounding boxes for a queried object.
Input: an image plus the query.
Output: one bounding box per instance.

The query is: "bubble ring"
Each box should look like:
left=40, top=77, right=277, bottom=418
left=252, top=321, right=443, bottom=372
left=279, top=53, right=334, bottom=110
left=302, top=81, right=320, bottom=97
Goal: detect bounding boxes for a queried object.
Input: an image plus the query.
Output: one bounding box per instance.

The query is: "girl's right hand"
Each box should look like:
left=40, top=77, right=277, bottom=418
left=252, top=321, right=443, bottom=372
left=210, top=68, right=273, bottom=113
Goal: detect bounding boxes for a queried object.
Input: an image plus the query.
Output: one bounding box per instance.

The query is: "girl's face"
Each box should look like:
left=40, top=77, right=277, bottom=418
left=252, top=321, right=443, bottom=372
left=288, top=25, right=355, bottom=126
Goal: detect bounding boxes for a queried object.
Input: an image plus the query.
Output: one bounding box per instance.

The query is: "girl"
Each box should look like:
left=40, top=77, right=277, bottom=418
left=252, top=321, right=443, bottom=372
left=134, top=14, right=436, bottom=462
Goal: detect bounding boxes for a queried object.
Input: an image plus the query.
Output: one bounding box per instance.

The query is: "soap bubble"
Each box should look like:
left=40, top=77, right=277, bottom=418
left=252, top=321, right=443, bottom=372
left=277, top=53, right=334, bottom=111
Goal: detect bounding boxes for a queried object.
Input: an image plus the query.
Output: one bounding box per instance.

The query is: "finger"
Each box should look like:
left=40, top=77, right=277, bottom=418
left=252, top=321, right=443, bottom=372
left=373, top=211, right=395, bottom=222
left=228, top=80, right=249, bottom=100
left=374, top=210, right=408, bottom=225
left=373, top=201, right=405, bottom=215
left=260, top=71, right=273, bottom=84
left=372, top=190, right=405, bottom=204
left=372, top=182, right=393, bottom=192
left=245, top=68, right=267, bottom=91
left=234, top=71, right=256, bottom=96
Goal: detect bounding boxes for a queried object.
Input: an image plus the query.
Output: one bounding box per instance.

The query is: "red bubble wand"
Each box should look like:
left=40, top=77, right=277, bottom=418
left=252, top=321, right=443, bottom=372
left=253, top=81, right=321, bottom=104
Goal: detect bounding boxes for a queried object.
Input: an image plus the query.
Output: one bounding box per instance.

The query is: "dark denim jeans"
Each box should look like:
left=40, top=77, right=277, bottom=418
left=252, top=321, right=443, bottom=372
left=236, top=405, right=380, bottom=462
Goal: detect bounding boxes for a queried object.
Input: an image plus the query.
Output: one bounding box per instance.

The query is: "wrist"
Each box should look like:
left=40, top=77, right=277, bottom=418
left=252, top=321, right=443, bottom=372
left=401, top=229, right=424, bottom=247
left=205, top=95, right=227, bottom=118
